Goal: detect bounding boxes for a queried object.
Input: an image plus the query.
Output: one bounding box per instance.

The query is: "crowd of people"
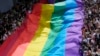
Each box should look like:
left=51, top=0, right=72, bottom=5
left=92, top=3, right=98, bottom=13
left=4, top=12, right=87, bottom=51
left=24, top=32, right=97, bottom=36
left=0, top=0, right=100, bottom=56
left=0, top=0, right=36, bottom=45
left=82, top=0, right=100, bottom=56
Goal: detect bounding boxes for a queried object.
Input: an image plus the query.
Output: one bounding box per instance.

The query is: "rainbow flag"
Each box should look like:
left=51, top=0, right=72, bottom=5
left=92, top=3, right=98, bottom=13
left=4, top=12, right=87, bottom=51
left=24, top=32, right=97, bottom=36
left=0, top=0, right=84, bottom=56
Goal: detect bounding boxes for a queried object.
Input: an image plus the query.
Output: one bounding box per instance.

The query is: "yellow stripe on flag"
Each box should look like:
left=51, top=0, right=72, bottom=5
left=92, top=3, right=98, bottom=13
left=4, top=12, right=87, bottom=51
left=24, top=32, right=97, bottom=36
left=24, top=4, right=54, bottom=56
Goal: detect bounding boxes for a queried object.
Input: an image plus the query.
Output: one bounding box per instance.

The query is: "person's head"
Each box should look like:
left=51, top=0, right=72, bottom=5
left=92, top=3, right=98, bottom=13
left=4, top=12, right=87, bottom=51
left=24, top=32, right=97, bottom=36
left=95, top=28, right=99, bottom=33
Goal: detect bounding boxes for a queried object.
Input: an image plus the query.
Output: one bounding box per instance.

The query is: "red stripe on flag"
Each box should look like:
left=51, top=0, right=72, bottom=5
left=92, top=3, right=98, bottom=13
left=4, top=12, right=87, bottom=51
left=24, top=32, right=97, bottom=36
left=0, top=3, right=42, bottom=56
left=40, top=0, right=48, bottom=3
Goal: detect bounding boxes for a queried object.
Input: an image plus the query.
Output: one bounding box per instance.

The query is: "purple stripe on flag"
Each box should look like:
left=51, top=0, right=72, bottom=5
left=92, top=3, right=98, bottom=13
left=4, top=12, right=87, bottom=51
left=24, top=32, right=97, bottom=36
left=66, top=0, right=84, bottom=56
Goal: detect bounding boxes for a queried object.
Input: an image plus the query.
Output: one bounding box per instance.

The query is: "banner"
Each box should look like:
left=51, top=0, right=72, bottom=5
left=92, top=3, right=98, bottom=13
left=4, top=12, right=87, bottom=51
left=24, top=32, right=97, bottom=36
left=0, top=0, right=84, bottom=56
